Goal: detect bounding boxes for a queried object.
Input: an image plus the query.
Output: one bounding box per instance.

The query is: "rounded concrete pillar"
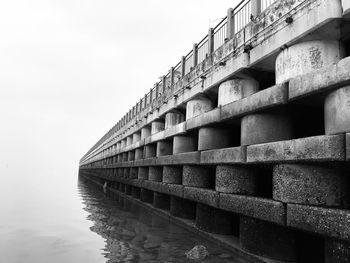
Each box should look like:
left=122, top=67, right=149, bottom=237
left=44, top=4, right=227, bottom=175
left=163, top=166, right=182, bottom=184
left=195, top=203, right=238, bottom=235
left=165, top=112, right=185, bottom=128
left=186, top=95, right=214, bottom=120
left=131, top=186, right=141, bottom=199
left=123, top=168, right=130, bottom=179
left=153, top=192, right=170, bottom=210
left=144, top=144, right=156, bottom=158
left=116, top=142, right=121, bottom=152
left=138, top=167, right=149, bottom=180
left=325, top=239, right=350, bottom=263
left=132, top=132, right=141, bottom=144
left=135, top=148, right=143, bottom=160
left=325, top=86, right=350, bottom=135
left=148, top=166, right=162, bottom=182
left=151, top=120, right=165, bottom=134
left=276, top=40, right=345, bottom=84
left=120, top=139, right=126, bottom=150
left=343, top=0, right=350, bottom=16
left=156, top=141, right=173, bottom=156
left=215, top=165, right=258, bottom=194
left=198, top=127, right=230, bottom=150
left=122, top=152, right=128, bottom=162
left=141, top=126, right=151, bottom=140
left=183, top=165, right=213, bottom=188
left=126, top=136, right=133, bottom=146
left=218, top=79, right=259, bottom=106
left=173, top=135, right=197, bottom=154
left=117, top=154, right=122, bottom=163
left=128, top=150, right=135, bottom=161
left=240, top=216, right=297, bottom=261
left=273, top=164, right=350, bottom=208
left=140, top=188, right=154, bottom=203
left=241, top=113, right=293, bottom=146
left=170, top=196, right=196, bottom=219
left=130, top=167, right=138, bottom=179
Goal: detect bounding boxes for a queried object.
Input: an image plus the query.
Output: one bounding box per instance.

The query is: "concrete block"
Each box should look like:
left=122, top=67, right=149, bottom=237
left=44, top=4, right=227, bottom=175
left=200, top=146, right=246, bottom=164
left=241, top=113, right=293, bottom=146
left=151, top=120, right=165, bottom=134
left=221, top=83, right=288, bottom=121
left=156, top=140, right=173, bottom=157
left=144, top=145, right=156, bottom=158
left=142, top=180, right=162, bottom=193
left=182, top=165, right=213, bottom=188
left=183, top=187, right=219, bottom=208
left=142, top=157, right=156, bottom=166
left=138, top=167, right=148, bottom=180
left=195, top=203, right=237, bottom=235
left=164, top=122, right=186, bottom=139
left=218, top=78, right=259, bottom=106
left=325, top=86, right=350, bottom=135
left=273, top=164, right=350, bottom=208
left=276, top=40, right=345, bottom=84
left=325, top=239, right=350, bottom=263
left=173, top=135, right=197, bottom=154
left=247, top=135, right=345, bottom=163
left=186, top=95, right=214, bottom=120
left=153, top=192, right=170, bottom=210
left=289, top=56, right=350, bottom=100
left=135, top=148, right=143, bottom=160
left=148, top=166, right=162, bottom=182
left=161, top=183, right=184, bottom=198
left=198, top=127, right=230, bottom=151
left=165, top=112, right=185, bottom=129
left=287, top=204, right=350, bottom=241
left=134, top=159, right=143, bottom=166
left=240, top=216, right=297, bottom=261
left=170, top=196, right=196, bottom=219
left=220, top=194, right=286, bottom=225
left=162, top=166, right=182, bottom=184
left=215, top=165, right=258, bottom=194
left=186, top=108, right=220, bottom=130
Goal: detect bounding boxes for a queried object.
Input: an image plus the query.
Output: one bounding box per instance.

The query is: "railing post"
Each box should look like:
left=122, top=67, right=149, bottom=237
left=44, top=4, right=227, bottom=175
left=162, top=75, right=166, bottom=92
left=227, top=8, right=235, bottom=39
left=251, top=0, right=262, bottom=17
left=144, top=94, right=147, bottom=108
left=193, top=43, right=198, bottom=67
left=208, top=28, right=214, bottom=55
left=155, top=83, right=159, bottom=98
left=181, top=56, right=186, bottom=77
left=149, top=88, right=153, bottom=102
left=170, top=67, right=174, bottom=85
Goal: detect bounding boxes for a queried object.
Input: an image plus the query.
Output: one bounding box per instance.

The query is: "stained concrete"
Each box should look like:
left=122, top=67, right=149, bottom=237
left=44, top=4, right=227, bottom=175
left=162, top=166, right=182, bottom=184
left=148, top=166, right=163, bottom=182
left=156, top=140, right=173, bottom=156
left=173, top=135, right=197, bottom=154
left=182, top=165, right=213, bottom=188
left=186, top=95, right=214, bottom=120
left=198, top=127, right=230, bottom=151
left=218, top=79, right=259, bottom=106
left=165, top=112, right=184, bottom=129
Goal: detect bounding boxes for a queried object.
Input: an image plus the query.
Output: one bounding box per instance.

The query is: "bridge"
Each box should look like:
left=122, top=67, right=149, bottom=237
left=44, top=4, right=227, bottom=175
left=79, top=0, right=350, bottom=261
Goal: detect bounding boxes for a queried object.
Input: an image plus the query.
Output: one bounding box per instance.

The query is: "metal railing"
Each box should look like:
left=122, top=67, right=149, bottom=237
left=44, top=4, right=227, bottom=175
left=81, top=0, right=283, bottom=164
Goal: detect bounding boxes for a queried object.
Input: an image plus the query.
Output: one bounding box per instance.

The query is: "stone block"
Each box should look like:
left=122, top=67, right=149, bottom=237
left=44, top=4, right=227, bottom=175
left=247, top=135, right=345, bottom=163
left=182, top=165, right=214, bottom=188
left=161, top=183, right=184, bottom=198
left=148, top=166, right=163, bottom=182
left=200, top=146, right=246, bottom=164
left=142, top=180, right=162, bottom=192
left=162, top=166, right=182, bottom=184
left=183, top=187, right=219, bottom=208
left=219, top=194, right=286, bottom=225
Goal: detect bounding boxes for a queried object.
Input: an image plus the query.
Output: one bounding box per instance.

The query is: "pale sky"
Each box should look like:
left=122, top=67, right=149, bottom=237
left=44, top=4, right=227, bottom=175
left=0, top=0, right=238, bottom=181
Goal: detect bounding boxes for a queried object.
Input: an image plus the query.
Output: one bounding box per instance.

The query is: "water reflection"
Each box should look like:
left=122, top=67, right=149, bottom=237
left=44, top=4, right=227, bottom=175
left=78, top=177, right=250, bottom=263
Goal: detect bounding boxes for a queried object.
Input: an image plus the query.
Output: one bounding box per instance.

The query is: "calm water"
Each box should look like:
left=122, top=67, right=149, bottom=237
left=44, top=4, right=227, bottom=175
left=0, top=172, right=250, bottom=263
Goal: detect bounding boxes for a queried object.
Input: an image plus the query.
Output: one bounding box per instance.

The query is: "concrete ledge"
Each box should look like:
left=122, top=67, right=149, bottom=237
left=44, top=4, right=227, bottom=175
left=145, top=130, right=165, bottom=145
left=219, top=194, right=286, bottom=225
left=247, top=135, right=345, bottom=163
left=134, top=160, right=144, bottom=166
left=142, top=157, right=157, bottom=166
left=164, top=122, right=186, bottom=139
left=142, top=180, right=162, bottom=193
left=346, top=133, right=350, bottom=161
left=221, top=83, right=288, bottom=121
left=201, top=146, right=246, bottom=164
left=289, top=57, right=350, bottom=100
left=287, top=204, right=350, bottom=241
left=161, top=183, right=184, bottom=198
left=183, top=187, right=219, bottom=208
left=157, top=151, right=200, bottom=165
left=129, top=179, right=142, bottom=188
left=186, top=108, right=220, bottom=130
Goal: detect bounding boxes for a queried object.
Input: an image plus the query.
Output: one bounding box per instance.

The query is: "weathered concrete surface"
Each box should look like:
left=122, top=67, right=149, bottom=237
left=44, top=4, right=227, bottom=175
left=170, top=196, right=196, bottom=219
left=157, top=151, right=200, bottom=165
left=183, top=187, right=219, bottom=208
left=164, top=122, right=186, bottom=139
left=162, top=166, right=182, bottom=184
left=132, top=132, right=141, bottom=144
left=325, top=86, right=350, bottom=135
left=247, top=135, right=345, bottom=163
left=218, top=79, right=259, bottom=106
left=220, top=194, right=286, bottom=225
left=289, top=57, right=350, bottom=100
left=141, top=126, right=151, bottom=140
left=144, top=145, right=156, bottom=158
left=148, top=166, right=162, bottom=182
left=221, top=83, right=288, bottom=121
left=173, top=135, right=197, bottom=154
left=273, top=164, right=350, bottom=208
left=156, top=141, right=172, bottom=156
left=165, top=112, right=185, bottom=129
left=186, top=95, right=214, bottom=120
left=135, top=148, right=143, bottom=160
left=198, top=127, right=230, bottom=151
left=140, top=188, right=153, bottom=203
left=215, top=165, right=257, bottom=194
left=161, top=182, right=184, bottom=198
left=325, top=239, right=350, bottom=263
left=276, top=40, right=344, bottom=84
left=153, top=192, right=170, bottom=210
left=138, top=167, right=149, bottom=180
left=182, top=165, right=213, bottom=188
left=142, top=180, right=162, bottom=192
left=151, top=120, right=165, bottom=134
left=200, top=146, right=246, bottom=164
left=186, top=108, right=220, bottom=130
left=127, top=151, right=135, bottom=161
left=287, top=204, right=350, bottom=241
left=241, top=113, right=293, bottom=146
left=126, top=136, right=133, bottom=146
left=196, top=203, right=236, bottom=235
left=240, top=216, right=297, bottom=261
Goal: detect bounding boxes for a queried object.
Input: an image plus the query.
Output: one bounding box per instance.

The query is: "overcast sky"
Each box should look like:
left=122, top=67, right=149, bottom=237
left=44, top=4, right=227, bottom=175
left=0, top=0, right=238, bottom=181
